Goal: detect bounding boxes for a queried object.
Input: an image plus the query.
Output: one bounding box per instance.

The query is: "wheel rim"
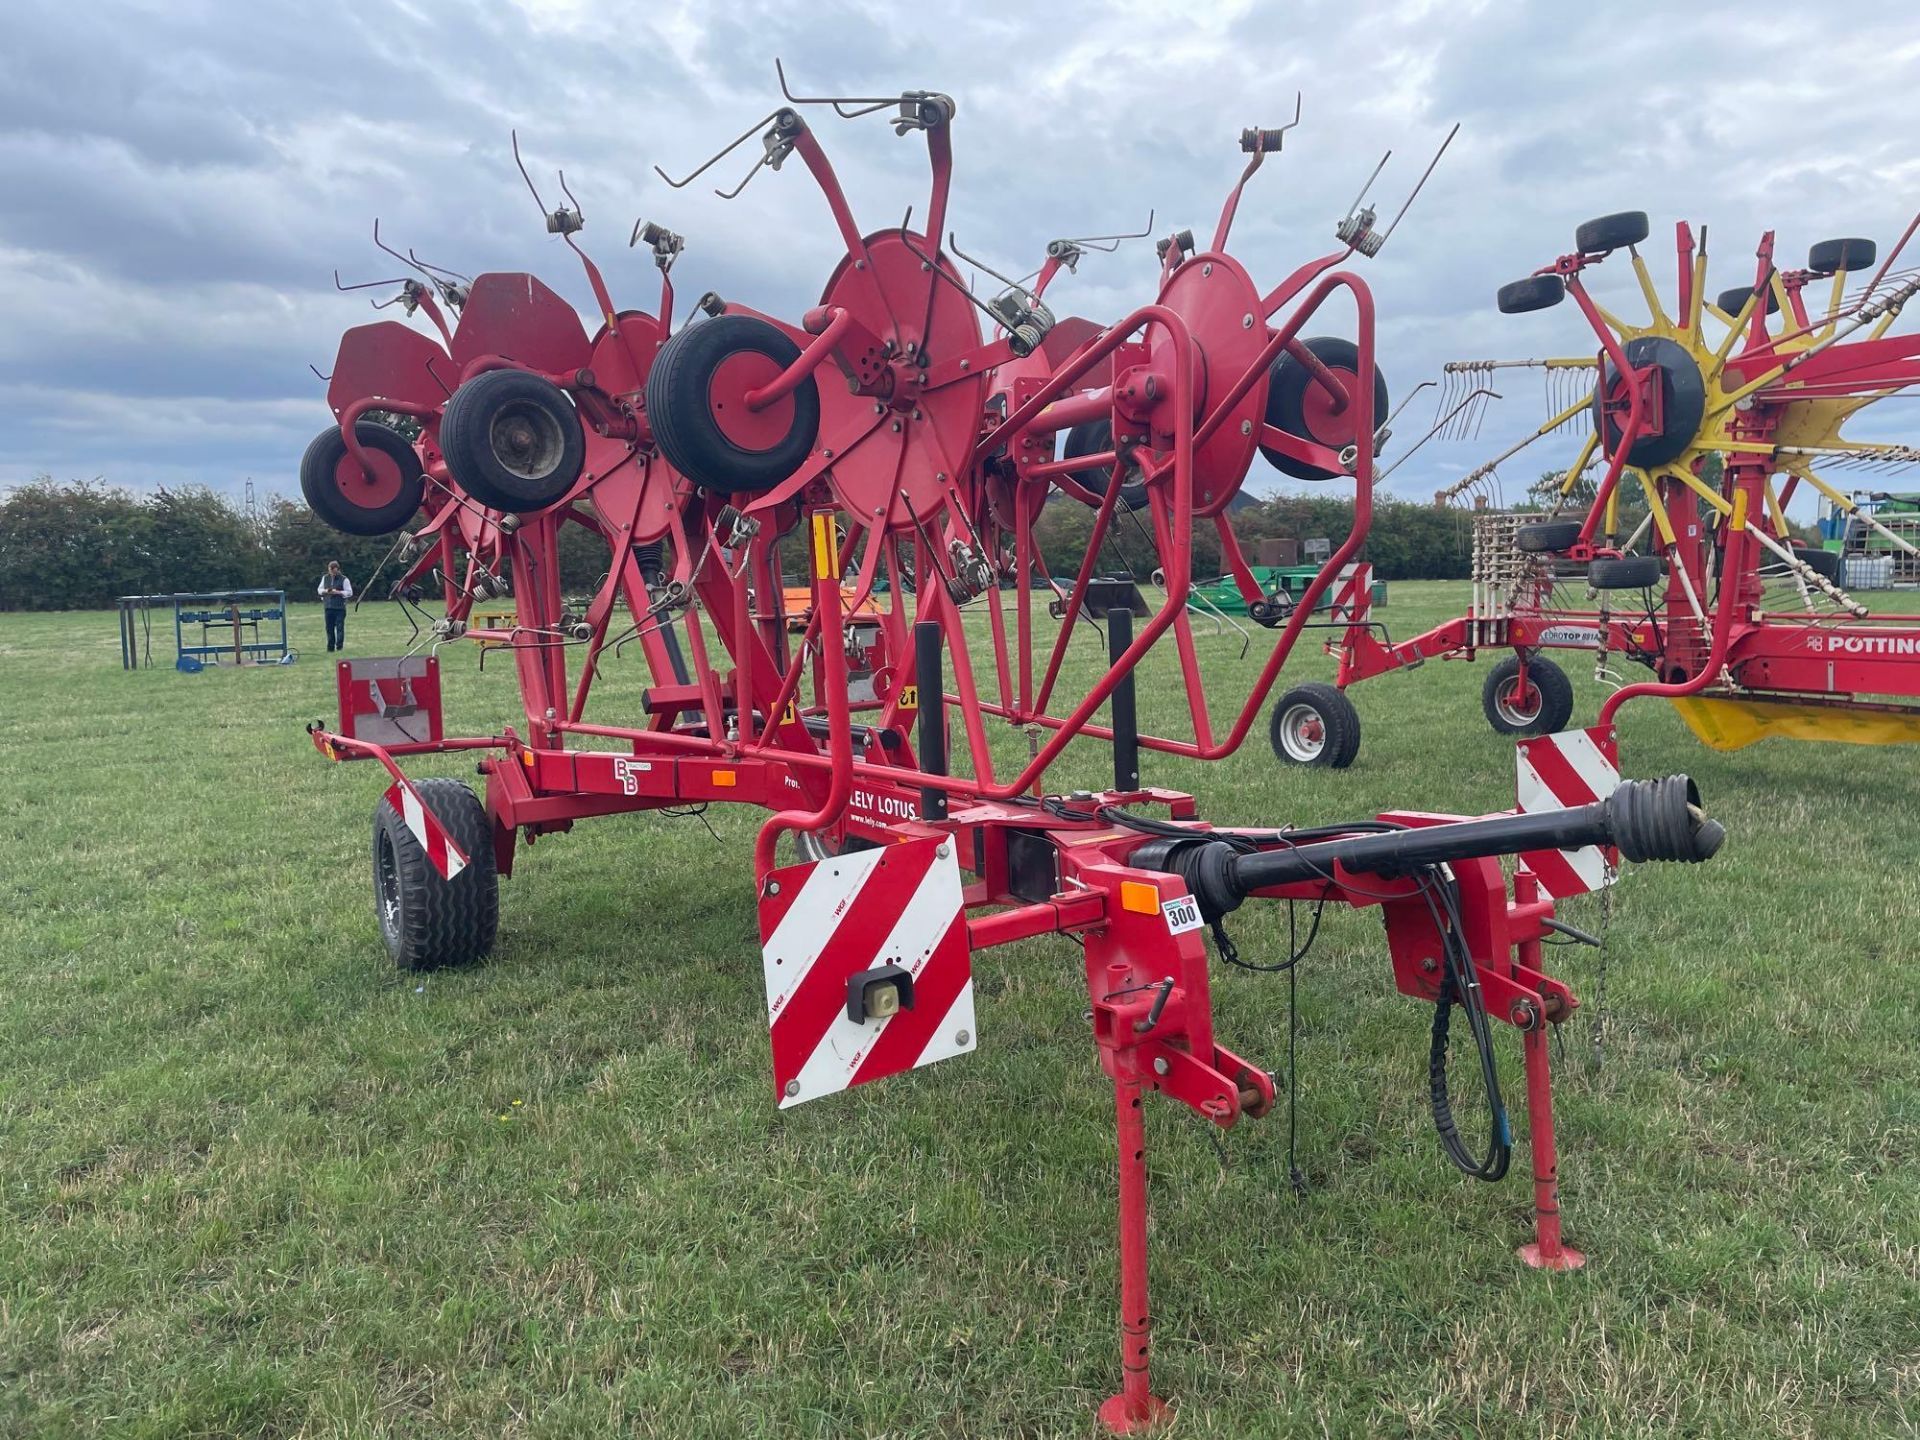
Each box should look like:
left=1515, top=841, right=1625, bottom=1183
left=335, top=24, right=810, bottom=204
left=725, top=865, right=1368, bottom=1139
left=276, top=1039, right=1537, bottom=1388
left=1299, top=367, right=1362, bottom=446
left=708, top=351, right=792, bottom=451
left=332, top=447, right=405, bottom=509
left=375, top=830, right=403, bottom=946
left=1496, top=677, right=1543, bottom=727
left=1277, top=703, right=1327, bottom=761
left=487, top=399, right=567, bottom=481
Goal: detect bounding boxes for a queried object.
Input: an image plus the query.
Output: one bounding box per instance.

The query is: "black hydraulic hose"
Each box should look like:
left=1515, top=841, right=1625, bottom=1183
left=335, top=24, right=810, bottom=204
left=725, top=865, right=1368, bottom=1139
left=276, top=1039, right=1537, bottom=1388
left=1421, top=874, right=1509, bottom=1181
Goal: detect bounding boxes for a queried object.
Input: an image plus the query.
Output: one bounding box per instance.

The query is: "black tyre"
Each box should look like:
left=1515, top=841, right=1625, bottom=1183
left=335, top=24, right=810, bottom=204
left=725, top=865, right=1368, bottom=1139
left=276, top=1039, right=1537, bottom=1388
left=1269, top=682, right=1361, bottom=768
left=1714, top=285, right=1778, bottom=317
left=1261, top=337, right=1390, bottom=481
left=1515, top=519, right=1584, bottom=553
left=371, top=778, right=498, bottom=971
left=1587, top=554, right=1665, bottom=590
left=1796, top=547, right=1843, bottom=582
left=1061, top=418, right=1150, bottom=510
left=1592, top=334, right=1707, bottom=470
left=1808, top=237, right=1876, bottom=276
left=1482, top=655, right=1574, bottom=736
left=1497, top=275, right=1566, bottom=314
left=645, top=314, right=820, bottom=494
left=300, top=422, right=426, bottom=537
left=1575, top=211, right=1649, bottom=253
left=440, top=369, right=586, bottom=513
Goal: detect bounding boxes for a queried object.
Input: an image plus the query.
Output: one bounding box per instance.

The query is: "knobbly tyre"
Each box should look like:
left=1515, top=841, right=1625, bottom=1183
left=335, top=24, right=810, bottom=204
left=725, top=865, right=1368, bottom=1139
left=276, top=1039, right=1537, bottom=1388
left=302, top=73, right=1727, bottom=1432
left=1301, top=208, right=1920, bottom=766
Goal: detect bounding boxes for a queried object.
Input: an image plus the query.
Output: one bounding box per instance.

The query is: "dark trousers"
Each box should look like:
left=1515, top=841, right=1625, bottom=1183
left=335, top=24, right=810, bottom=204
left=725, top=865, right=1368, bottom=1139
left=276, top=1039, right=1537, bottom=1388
left=324, top=607, right=346, bottom=652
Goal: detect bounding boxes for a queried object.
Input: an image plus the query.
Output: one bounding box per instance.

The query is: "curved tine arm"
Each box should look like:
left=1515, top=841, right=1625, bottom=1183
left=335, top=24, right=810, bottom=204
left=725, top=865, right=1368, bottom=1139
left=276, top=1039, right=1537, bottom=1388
left=509, top=130, right=548, bottom=213
left=407, top=249, right=471, bottom=283
left=1059, top=209, right=1156, bottom=254
left=898, top=220, right=1013, bottom=330
left=1374, top=122, right=1459, bottom=252
left=947, top=233, right=1031, bottom=299
left=335, top=268, right=410, bottom=293
left=309, top=363, right=332, bottom=382
left=372, top=218, right=432, bottom=277
left=652, top=109, right=784, bottom=189
left=714, top=150, right=773, bottom=201
left=773, top=57, right=912, bottom=118
left=1379, top=387, right=1499, bottom=481
left=557, top=169, right=584, bottom=221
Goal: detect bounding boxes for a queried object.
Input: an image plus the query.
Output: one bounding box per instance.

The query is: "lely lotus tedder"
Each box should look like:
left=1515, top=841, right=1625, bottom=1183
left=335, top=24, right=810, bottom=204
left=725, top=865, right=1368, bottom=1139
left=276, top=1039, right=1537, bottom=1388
left=301, top=76, right=1725, bottom=1430
left=1292, top=209, right=1920, bottom=766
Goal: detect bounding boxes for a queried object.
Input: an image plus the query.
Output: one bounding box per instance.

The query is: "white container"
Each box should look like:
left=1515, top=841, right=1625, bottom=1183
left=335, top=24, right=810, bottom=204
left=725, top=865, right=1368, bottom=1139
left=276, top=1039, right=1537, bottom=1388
left=1843, top=554, right=1894, bottom=590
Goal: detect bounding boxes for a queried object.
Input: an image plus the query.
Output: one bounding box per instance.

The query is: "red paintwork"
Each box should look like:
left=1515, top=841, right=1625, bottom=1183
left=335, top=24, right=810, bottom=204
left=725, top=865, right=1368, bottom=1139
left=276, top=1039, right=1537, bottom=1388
left=307, top=97, right=1633, bottom=1431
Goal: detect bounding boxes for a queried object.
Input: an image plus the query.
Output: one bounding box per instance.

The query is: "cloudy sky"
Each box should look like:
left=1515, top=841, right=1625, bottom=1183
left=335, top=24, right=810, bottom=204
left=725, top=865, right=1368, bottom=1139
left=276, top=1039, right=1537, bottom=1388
left=3, top=0, right=1918, bottom=512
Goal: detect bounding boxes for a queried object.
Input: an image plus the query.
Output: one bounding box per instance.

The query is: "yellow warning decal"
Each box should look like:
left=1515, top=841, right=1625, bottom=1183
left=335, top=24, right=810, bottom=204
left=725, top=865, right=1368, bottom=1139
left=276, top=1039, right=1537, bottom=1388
left=811, top=512, right=835, bottom=580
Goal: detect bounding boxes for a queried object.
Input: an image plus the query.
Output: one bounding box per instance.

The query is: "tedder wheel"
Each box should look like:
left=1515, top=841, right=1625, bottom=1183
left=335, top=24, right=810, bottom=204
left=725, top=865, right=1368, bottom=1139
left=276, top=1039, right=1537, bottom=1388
left=1514, top=519, right=1585, bottom=553
left=1587, top=554, right=1666, bottom=590
left=1714, top=285, right=1779, bottom=317
left=1061, top=417, right=1151, bottom=511
left=299, top=421, right=426, bottom=537
left=371, top=778, right=498, bottom=971
left=440, top=369, right=586, bottom=513
left=1481, top=655, right=1574, bottom=736
left=1261, top=336, right=1391, bottom=481
left=1575, top=211, right=1650, bottom=253
left=1496, top=275, right=1566, bottom=314
left=1797, top=547, right=1844, bottom=582
left=645, top=313, right=821, bottom=494
left=1808, top=237, right=1876, bottom=276
left=1269, top=682, right=1361, bottom=768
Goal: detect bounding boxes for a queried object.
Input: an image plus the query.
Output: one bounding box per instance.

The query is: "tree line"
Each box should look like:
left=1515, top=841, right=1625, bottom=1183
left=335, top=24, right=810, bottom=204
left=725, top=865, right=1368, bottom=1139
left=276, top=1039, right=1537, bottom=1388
left=0, top=475, right=1530, bottom=612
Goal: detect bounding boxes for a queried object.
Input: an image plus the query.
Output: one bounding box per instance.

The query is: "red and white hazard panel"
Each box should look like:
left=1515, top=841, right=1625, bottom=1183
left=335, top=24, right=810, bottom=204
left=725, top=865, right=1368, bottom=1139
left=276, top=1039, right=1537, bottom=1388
left=757, top=834, right=976, bottom=1109
left=383, top=780, right=470, bottom=880
left=1515, top=726, right=1619, bottom=898
left=1330, top=562, right=1373, bottom=624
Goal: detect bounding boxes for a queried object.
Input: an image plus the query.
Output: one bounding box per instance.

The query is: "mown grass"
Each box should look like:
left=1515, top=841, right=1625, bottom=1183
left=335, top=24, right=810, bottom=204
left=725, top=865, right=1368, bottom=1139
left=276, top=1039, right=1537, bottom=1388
left=0, top=583, right=1916, bottom=1439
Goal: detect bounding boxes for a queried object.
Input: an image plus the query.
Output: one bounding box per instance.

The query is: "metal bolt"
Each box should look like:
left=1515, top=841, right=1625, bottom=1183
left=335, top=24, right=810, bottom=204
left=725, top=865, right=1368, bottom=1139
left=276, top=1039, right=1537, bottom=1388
left=891, top=420, right=902, bottom=432
left=937, top=841, right=952, bottom=859
left=1242, top=313, right=1255, bottom=329
left=955, top=1029, right=970, bottom=1045
left=1241, top=419, right=1253, bottom=435
left=784, top=1079, right=801, bottom=1097
left=960, top=359, right=971, bottom=371
left=1202, top=262, right=1213, bottom=277
left=767, top=880, right=781, bottom=896
left=1153, top=1056, right=1170, bottom=1076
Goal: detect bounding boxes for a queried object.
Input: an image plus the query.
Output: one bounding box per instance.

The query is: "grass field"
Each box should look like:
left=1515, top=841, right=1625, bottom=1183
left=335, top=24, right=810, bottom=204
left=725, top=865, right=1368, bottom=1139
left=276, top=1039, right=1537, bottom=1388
left=1, top=583, right=1916, bottom=1439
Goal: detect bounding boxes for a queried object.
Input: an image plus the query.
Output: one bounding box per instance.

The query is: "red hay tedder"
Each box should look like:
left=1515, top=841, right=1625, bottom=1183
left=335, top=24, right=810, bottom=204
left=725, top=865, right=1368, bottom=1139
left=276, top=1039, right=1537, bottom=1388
left=300, top=75, right=1725, bottom=1431
left=1296, top=209, right=1920, bottom=765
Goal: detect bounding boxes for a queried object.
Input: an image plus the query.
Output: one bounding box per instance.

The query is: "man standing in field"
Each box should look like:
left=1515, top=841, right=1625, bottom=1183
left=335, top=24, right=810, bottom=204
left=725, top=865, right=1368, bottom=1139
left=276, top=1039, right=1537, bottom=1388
left=319, top=560, right=353, bottom=652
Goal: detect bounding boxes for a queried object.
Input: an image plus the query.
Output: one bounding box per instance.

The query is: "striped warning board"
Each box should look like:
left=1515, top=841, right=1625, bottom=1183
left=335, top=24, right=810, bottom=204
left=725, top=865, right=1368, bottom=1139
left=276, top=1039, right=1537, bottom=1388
left=1330, top=562, right=1373, bottom=624
left=757, top=835, right=976, bottom=1109
left=383, top=780, right=470, bottom=880
left=1515, top=727, right=1619, bottom=898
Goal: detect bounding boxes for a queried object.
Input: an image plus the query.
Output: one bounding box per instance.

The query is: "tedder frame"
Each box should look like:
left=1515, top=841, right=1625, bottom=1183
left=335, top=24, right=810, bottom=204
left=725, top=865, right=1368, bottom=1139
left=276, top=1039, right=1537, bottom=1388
left=302, top=76, right=1724, bottom=1431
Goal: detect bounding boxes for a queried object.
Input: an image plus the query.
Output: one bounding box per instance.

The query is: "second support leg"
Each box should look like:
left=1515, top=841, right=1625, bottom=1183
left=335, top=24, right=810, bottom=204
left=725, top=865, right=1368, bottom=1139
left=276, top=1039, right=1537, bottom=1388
left=1517, top=1020, right=1586, bottom=1272
left=1097, top=1075, right=1169, bottom=1434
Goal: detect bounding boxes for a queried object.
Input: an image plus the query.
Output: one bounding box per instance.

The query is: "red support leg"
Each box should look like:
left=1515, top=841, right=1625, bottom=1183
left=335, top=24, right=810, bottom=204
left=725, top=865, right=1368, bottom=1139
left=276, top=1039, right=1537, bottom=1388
left=1098, top=1075, right=1169, bottom=1434
left=1516, top=1019, right=1586, bottom=1271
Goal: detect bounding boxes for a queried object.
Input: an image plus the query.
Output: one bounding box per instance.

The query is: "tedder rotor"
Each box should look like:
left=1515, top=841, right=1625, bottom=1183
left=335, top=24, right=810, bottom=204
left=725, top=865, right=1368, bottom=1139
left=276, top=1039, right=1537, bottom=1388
left=301, top=78, right=1726, bottom=1431
left=1308, top=208, right=1920, bottom=764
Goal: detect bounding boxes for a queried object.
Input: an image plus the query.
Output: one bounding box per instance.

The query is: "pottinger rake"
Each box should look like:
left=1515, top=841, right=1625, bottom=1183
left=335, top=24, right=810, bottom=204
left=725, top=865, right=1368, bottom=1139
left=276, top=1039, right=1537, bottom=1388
left=1314, top=208, right=1920, bottom=761
left=302, top=81, right=1726, bottom=1431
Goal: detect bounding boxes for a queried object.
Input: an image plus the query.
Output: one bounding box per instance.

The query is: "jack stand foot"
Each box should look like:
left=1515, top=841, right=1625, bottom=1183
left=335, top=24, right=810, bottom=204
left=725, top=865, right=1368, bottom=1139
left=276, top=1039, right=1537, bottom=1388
left=1518, top=1240, right=1586, bottom=1272
left=1098, top=1392, right=1169, bottom=1434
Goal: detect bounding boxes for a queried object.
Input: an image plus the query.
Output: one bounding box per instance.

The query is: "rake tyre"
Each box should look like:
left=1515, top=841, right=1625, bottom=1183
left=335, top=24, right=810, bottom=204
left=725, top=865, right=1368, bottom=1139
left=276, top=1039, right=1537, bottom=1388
left=1061, top=418, right=1150, bottom=511
left=1482, top=656, right=1573, bottom=736
left=300, top=422, right=426, bottom=537
left=440, top=369, right=585, bottom=513
left=1797, top=547, right=1843, bottom=582
left=1714, top=285, right=1779, bottom=317
left=1261, top=337, right=1390, bottom=481
left=1497, top=275, right=1566, bottom=314
left=1808, top=237, right=1876, bottom=275
left=1514, top=519, right=1584, bottom=553
left=646, top=314, right=820, bottom=494
left=1575, top=211, right=1649, bottom=253
left=1269, top=682, right=1361, bottom=768
left=372, top=778, right=498, bottom=972
left=1587, top=554, right=1665, bottom=590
